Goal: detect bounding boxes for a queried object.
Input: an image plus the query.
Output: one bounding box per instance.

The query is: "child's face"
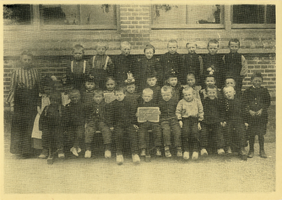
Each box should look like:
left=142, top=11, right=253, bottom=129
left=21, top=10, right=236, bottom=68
left=145, top=48, right=154, bottom=59
left=97, top=46, right=107, bottom=56
left=106, top=79, right=116, bottom=91
left=229, top=42, right=240, bottom=53
left=225, top=78, right=236, bottom=88
left=85, top=81, right=95, bottom=90
left=147, top=77, right=157, bottom=87
left=142, top=93, right=153, bottom=103
left=43, top=86, right=52, bottom=95
left=208, top=43, right=219, bottom=55
left=73, top=49, right=84, bottom=61
left=167, top=77, right=178, bottom=87
left=224, top=87, right=236, bottom=100
left=93, top=94, right=103, bottom=104
left=21, top=55, right=32, bottom=66
left=183, top=90, right=194, bottom=102
left=115, top=91, right=126, bottom=101
left=187, top=44, right=197, bottom=54
left=121, top=46, right=131, bottom=56
left=167, top=42, right=178, bottom=54
left=70, top=93, right=81, bottom=104
left=252, top=77, right=263, bottom=88
left=161, top=91, right=172, bottom=102
left=126, top=84, right=136, bottom=94
left=205, top=77, right=216, bottom=86
left=207, top=88, right=217, bottom=100
left=187, top=75, right=196, bottom=87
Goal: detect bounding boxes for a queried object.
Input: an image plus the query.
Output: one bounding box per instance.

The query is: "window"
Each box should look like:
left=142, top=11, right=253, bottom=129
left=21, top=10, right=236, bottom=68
left=152, top=4, right=224, bottom=29
left=40, top=4, right=117, bottom=29
left=232, top=5, right=275, bottom=28
left=3, top=4, right=33, bottom=25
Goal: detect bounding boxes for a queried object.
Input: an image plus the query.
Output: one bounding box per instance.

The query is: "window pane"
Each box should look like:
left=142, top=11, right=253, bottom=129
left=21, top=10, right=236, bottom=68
left=3, top=4, right=32, bottom=25
left=152, top=5, right=186, bottom=25
left=233, top=5, right=265, bottom=24
left=80, top=5, right=116, bottom=25
left=266, top=5, right=275, bottom=24
left=187, top=5, right=221, bottom=24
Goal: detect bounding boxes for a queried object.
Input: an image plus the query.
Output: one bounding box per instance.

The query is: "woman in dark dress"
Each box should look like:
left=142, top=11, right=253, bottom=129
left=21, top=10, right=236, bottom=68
left=6, top=51, right=41, bottom=158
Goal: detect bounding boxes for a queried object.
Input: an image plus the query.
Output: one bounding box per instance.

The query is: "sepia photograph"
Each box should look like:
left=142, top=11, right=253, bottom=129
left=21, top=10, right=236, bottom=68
left=1, top=1, right=280, bottom=199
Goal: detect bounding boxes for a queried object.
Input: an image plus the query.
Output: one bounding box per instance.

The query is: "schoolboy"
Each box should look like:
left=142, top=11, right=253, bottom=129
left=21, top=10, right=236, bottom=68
left=222, top=86, right=248, bottom=160
left=242, top=72, right=271, bottom=158
left=143, top=70, right=161, bottom=104
left=182, top=72, right=201, bottom=100
left=84, top=90, right=112, bottom=159
left=136, top=88, right=162, bottom=161
left=160, top=40, right=183, bottom=84
left=202, top=39, right=225, bottom=89
left=125, top=73, right=140, bottom=106
left=88, top=42, right=114, bottom=89
left=181, top=42, right=203, bottom=85
left=199, top=74, right=223, bottom=101
left=223, top=39, right=247, bottom=93
left=66, top=44, right=88, bottom=90
left=112, top=41, right=137, bottom=85
left=176, top=87, right=204, bottom=160
left=158, top=86, right=182, bottom=158
left=201, top=85, right=225, bottom=155
left=137, top=44, right=162, bottom=88
left=224, top=75, right=241, bottom=98
left=165, top=69, right=182, bottom=102
left=108, top=86, right=140, bottom=165
left=81, top=75, right=97, bottom=108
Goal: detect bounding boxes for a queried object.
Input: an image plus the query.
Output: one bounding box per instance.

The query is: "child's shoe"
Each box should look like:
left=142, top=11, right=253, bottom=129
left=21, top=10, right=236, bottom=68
left=164, top=146, right=172, bottom=158
left=58, top=149, right=65, bottom=159
left=105, top=150, right=111, bottom=158
left=132, top=154, right=140, bottom=164
left=239, top=147, right=247, bottom=161
left=226, top=146, right=232, bottom=154
left=140, top=149, right=146, bottom=157
left=77, top=147, right=82, bottom=153
left=177, top=147, right=182, bottom=157
left=84, top=150, right=91, bottom=158
left=145, top=155, right=151, bottom=162
left=116, top=154, right=124, bottom=165
left=260, top=150, right=267, bottom=158
left=248, top=150, right=254, bottom=158
left=156, top=148, right=162, bottom=156
left=38, top=149, right=48, bottom=159
left=192, top=151, right=199, bottom=160
left=201, top=148, right=208, bottom=156
left=183, top=151, right=189, bottom=160
left=70, top=147, right=79, bottom=157
left=217, top=148, right=225, bottom=155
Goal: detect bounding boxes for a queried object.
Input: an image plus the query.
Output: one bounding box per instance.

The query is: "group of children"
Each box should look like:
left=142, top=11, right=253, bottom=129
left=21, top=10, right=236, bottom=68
left=29, top=39, right=271, bottom=165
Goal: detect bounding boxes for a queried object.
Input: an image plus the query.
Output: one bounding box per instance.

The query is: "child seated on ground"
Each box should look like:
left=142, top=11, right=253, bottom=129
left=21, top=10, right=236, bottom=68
left=64, top=89, right=85, bottom=157
left=136, top=88, right=162, bottom=161
left=176, top=87, right=203, bottom=160
left=160, top=40, right=183, bottom=84
left=81, top=75, right=97, bottom=108
left=38, top=91, right=64, bottom=159
left=88, top=42, right=114, bottom=89
left=103, top=76, right=117, bottom=104
left=223, top=38, right=247, bottom=95
left=66, top=44, right=88, bottom=90
left=108, top=86, right=140, bottom=165
left=242, top=72, right=271, bottom=158
left=201, top=85, right=225, bottom=156
left=222, top=86, right=248, bottom=160
left=84, top=90, right=112, bottom=159
left=181, top=42, right=203, bottom=85
left=158, top=86, right=182, bottom=158
left=202, top=39, right=225, bottom=89
left=143, top=70, right=161, bottom=104
left=164, top=69, right=182, bottom=102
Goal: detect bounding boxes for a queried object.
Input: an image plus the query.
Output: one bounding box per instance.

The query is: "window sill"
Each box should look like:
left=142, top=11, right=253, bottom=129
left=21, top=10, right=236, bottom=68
left=231, top=24, right=275, bottom=29
left=151, top=24, right=224, bottom=29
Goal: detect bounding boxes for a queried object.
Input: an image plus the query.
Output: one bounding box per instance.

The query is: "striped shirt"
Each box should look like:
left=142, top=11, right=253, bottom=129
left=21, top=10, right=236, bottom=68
left=6, top=65, right=40, bottom=104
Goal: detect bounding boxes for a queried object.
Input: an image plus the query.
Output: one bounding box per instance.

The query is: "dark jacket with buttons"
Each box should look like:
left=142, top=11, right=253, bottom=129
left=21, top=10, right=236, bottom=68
left=158, top=97, right=179, bottom=121
left=85, top=100, right=110, bottom=125
left=222, top=97, right=246, bottom=122
left=202, top=97, right=224, bottom=124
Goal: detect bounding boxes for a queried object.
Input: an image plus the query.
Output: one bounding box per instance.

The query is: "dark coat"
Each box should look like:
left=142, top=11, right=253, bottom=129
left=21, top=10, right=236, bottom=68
left=182, top=53, right=202, bottom=85
left=222, top=97, right=246, bottom=122
left=158, top=97, right=179, bottom=120
left=202, top=97, right=224, bottom=124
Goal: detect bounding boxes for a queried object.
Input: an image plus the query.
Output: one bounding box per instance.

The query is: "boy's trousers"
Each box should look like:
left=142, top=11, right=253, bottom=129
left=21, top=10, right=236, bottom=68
left=225, top=119, right=247, bottom=148
left=42, top=125, right=64, bottom=150
left=182, top=117, right=199, bottom=152
left=138, top=121, right=162, bottom=149
left=161, top=118, right=181, bottom=147
left=66, top=125, right=85, bottom=148
left=115, top=124, right=139, bottom=154
left=201, top=122, right=225, bottom=149
left=85, top=121, right=112, bottom=147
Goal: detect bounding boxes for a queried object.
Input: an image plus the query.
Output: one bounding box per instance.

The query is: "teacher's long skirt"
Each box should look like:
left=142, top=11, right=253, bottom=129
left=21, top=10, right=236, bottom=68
left=10, top=88, right=38, bottom=155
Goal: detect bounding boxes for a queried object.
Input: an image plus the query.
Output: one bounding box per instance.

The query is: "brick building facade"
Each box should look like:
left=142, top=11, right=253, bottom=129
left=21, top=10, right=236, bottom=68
left=3, top=4, right=276, bottom=103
